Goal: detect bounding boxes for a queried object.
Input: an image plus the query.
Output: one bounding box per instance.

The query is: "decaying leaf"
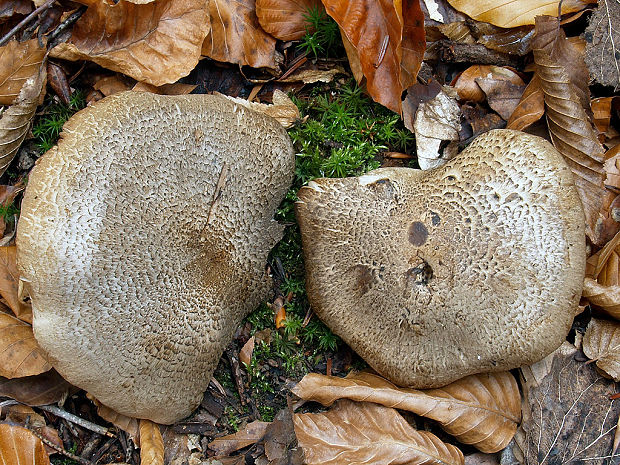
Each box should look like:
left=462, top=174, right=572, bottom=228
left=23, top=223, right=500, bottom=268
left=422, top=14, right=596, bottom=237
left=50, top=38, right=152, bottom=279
left=0, top=63, right=45, bottom=178
left=132, top=82, right=197, bottom=95
left=515, top=342, right=620, bottom=464
left=584, top=277, right=620, bottom=319
left=293, top=371, right=520, bottom=454
left=592, top=97, right=616, bottom=135
left=208, top=420, right=270, bottom=456
left=506, top=75, right=545, bottom=131
left=294, top=399, right=464, bottom=465
left=446, top=0, right=590, bottom=28
left=0, top=311, right=51, bottom=379
left=533, top=15, right=615, bottom=245
left=0, top=39, right=45, bottom=106
left=140, top=420, right=164, bottom=465
left=256, top=0, right=323, bottom=41
left=453, top=65, right=523, bottom=103
left=0, top=245, right=31, bottom=323
left=239, top=335, right=255, bottom=368
left=219, top=90, right=300, bottom=128
left=584, top=0, right=620, bottom=88
left=0, top=424, right=50, bottom=465
left=0, top=0, right=32, bottom=20
left=51, top=0, right=210, bottom=86
left=0, top=369, right=74, bottom=405
left=322, top=0, right=425, bottom=114
left=476, top=78, right=525, bottom=121
left=583, top=318, right=620, bottom=381
left=88, top=393, right=140, bottom=441
left=261, top=404, right=301, bottom=464
left=202, top=0, right=279, bottom=70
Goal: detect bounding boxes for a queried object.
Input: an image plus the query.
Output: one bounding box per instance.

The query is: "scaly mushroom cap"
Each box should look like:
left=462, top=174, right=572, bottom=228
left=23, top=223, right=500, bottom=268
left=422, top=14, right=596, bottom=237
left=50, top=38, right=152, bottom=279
left=17, top=91, right=295, bottom=424
left=296, top=129, right=585, bottom=388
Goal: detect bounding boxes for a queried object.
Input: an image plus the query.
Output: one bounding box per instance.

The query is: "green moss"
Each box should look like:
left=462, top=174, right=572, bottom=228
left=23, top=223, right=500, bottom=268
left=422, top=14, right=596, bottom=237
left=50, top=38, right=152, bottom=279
left=32, top=91, right=86, bottom=154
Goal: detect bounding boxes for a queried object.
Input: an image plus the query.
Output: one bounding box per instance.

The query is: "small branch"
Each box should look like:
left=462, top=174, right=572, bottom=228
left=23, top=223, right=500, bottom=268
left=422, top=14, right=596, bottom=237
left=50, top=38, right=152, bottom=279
left=25, top=424, right=94, bottom=465
left=38, top=404, right=115, bottom=437
left=46, top=6, right=87, bottom=48
left=0, top=0, right=56, bottom=47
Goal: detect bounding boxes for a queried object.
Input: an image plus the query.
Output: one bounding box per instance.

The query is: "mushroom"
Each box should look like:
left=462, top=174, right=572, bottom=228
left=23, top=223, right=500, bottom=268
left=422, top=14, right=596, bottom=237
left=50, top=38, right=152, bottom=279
left=17, top=91, right=295, bottom=424
left=295, top=129, right=585, bottom=388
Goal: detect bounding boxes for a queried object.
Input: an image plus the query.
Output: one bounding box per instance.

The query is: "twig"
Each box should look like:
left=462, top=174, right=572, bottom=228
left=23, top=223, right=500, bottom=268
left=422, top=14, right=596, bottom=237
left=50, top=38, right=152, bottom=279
left=80, top=432, right=103, bottom=460
left=25, top=424, right=94, bottom=465
left=0, top=0, right=56, bottom=47
left=39, top=404, right=115, bottom=437
left=46, top=6, right=87, bottom=48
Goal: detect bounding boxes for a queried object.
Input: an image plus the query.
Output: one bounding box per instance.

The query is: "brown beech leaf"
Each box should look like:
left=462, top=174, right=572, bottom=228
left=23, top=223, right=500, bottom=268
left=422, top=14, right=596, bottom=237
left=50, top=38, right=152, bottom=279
left=50, top=0, right=209, bottom=87
left=0, top=369, right=74, bottom=405
left=219, top=90, right=300, bottom=128
left=256, top=0, right=323, bottom=41
left=294, top=399, right=464, bottom=465
left=515, top=342, right=620, bottom=464
left=202, top=0, right=279, bottom=70
left=0, top=39, right=45, bottom=106
left=0, top=311, right=51, bottom=378
left=583, top=318, right=620, bottom=381
left=453, top=65, right=523, bottom=104
left=446, top=0, right=590, bottom=28
left=506, top=74, right=545, bottom=131
left=0, top=245, right=32, bottom=323
left=533, top=15, right=615, bottom=245
left=322, top=0, right=425, bottom=114
left=0, top=424, right=50, bottom=465
left=239, top=335, right=255, bottom=368
left=139, top=420, right=164, bottom=465
left=208, top=420, right=270, bottom=456
left=0, top=0, right=33, bottom=20
left=88, top=394, right=140, bottom=441
left=0, top=63, right=44, bottom=178
left=292, top=371, right=520, bottom=453
left=592, top=96, right=616, bottom=135
left=476, top=78, right=525, bottom=121
left=583, top=277, right=620, bottom=319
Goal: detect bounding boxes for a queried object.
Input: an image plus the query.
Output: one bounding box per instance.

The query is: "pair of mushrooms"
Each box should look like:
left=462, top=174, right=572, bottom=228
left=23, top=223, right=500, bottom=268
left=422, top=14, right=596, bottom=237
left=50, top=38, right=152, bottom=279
left=16, top=92, right=585, bottom=424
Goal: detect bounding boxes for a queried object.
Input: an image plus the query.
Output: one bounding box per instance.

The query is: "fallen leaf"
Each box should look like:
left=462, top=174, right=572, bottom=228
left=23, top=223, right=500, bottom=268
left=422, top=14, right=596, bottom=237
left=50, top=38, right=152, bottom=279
left=294, top=399, right=464, bottom=465
left=592, top=96, right=616, bottom=135
left=477, top=26, right=535, bottom=56
left=292, top=371, right=520, bottom=453
left=278, top=62, right=345, bottom=84
left=0, top=39, right=45, bottom=106
left=476, top=78, right=525, bottom=121
left=0, top=0, right=33, bottom=19
left=255, top=0, right=323, bottom=41
left=453, top=65, right=523, bottom=104
left=506, top=74, right=544, bottom=131
left=584, top=0, right=620, bottom=88
left=0, top=245, right=32, bottom=323
left=88, top=394, right=140, bottom=441
left=583, top=277, right=620, bottom=319
left=0, top=311, right=51, bottom=379
left=261, top=403, right=300, bottom=464
left=93, top=75, right=134, bottom=97
left=202, top=0, right=279, bottom=70
left=322, top=0, right=425, bottom=113
left=583, top=318, right=620, bottom=381
left=219, top=90, right=300, bottom=128
left=0, top=369, right=74, bottom=405
left=0, top=424, right=50, bottom=465
left=533, top=15, right=615, bottom=245
left=412, top=86, right=460, bottom=170
left=50, top=0, right=210, bottom=86
left=132, top=82, right=197, bottom=95
left=0, top=63, right=45, bottom=178
left=239, top=335, right=255, bottom=368
left=515, top=342, right=620, bottom=464
left=208, top=420, right=270, bottom=456
left=46, top=62, right=71, bottom=106
left=140, top=420, right=164, bottom=465
left=446, top=0, right=591, bottom=28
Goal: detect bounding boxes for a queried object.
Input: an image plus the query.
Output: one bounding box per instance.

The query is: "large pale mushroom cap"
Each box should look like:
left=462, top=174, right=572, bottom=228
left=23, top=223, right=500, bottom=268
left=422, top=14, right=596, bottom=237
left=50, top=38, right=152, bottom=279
left=296, top=129, right=585, bottom=388
left=17, top=91, right=295, bottom=424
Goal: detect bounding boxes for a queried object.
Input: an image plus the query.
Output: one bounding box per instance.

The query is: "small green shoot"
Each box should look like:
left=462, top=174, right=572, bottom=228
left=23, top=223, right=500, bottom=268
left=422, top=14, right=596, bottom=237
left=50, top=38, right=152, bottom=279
left=32, top=91, right=86, bottom=154
left=224, top=406, right=240, bottom=432
left=298, top=6, right=342, bottom=58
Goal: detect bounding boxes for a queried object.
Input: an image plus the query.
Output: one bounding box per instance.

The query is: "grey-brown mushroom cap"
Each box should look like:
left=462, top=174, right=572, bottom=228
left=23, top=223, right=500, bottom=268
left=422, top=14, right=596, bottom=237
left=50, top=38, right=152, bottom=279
left=295, top=129, right=585, bottom=388
left=17, top=91, right=295, bottom=424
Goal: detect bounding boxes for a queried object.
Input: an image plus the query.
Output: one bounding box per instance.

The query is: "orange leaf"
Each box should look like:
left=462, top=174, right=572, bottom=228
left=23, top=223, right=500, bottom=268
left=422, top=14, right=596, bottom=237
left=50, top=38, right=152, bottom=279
left=0, top=311, right=51, bottom=379
left=256, top=0, right=323, bottom=41
left=202, top=0, right=279, bottom=69
left=50, top=0, right=210, bottom=86
left=294, top=399, right=464, bottom=465
left=0, top=245, right=32, bottom=323
left=506, top=74, right=544, bottom=131
left=0, top=424, right=50, bottom=465
left=139, top=420, right=164, bottom=465
left=0, top=39, right=45, bottom=106
left=275, top=306, right=286, bottom=329
left=208, top=420, right=270, bottom=455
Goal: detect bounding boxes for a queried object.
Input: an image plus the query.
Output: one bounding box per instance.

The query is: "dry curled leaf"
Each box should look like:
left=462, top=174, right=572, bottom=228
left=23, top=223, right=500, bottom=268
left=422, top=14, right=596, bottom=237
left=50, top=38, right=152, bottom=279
left=0, top=39, right=45, bottom=106
left=453, top=65, right=523, bottom=103
left=0, top=63, right=45, bottom=178
left=322, top=0, right=425, bottom=114
left=219, top=90, right=300, bottom=128
left=208, top=420, right=270, bottom=456
left=293, top=371, right=520, bottom=453
left=0, top=311, right=51, bottom=379
left=506, top=74, right=544, bottom=131
left=0, top=0, right=33, bottom=20
left=294, top=399, right=464, bottom=465
left=446, top=0, right=590, bottom=28
left=583, top=277, right=620, bottom=319
left=256, top=0, right=323, bottom=41
left=0, top=369, right=74, bottom=406
left=0, top=423, right=50, bottom=465
left=533, top=15, right=615, bottom=245
left=0, top=245, right=31, bottom=323
left=583, top=318, right=620, bottom=381
left=51, top=0, right=209, bottom=86
left=202, top=0, right=279, bottom=70
left=515, top=342, right=620, bottom=464
left=139, top=420, right=164, bottom=465
left=88, top=394, right=140, bottom=441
